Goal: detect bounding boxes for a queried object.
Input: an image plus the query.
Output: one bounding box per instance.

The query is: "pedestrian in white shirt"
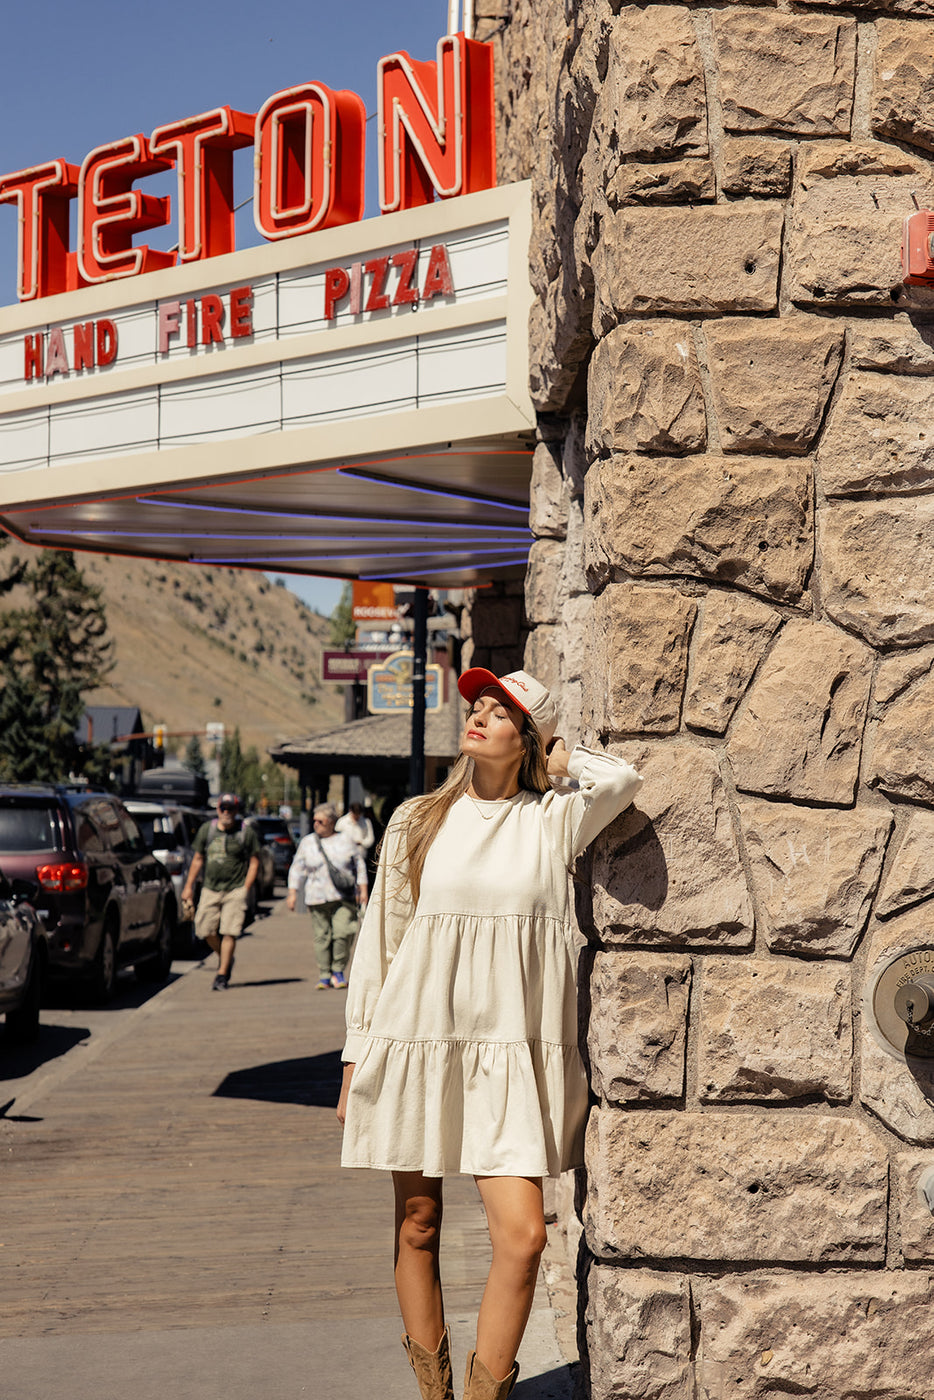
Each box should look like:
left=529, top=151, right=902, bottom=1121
left=336, top=801, right=375, bottom=852
left=287, top=804, right=368, bottom=990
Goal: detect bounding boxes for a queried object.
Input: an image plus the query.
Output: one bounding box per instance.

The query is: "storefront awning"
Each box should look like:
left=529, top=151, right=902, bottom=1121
left=0, top=184, right=534, bottom=587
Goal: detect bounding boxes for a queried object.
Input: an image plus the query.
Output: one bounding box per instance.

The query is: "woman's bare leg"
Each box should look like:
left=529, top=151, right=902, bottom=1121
left=392, top=1170, right=446, bottom=1349
left=473, top=1176, right=547, bottom=1379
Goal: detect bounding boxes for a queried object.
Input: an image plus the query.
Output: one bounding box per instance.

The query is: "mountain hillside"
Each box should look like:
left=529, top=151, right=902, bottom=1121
left=77, top=554, right=345, bottom=759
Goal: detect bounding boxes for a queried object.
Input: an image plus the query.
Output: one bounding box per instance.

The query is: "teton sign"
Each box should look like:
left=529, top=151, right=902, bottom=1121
left=0, top=33, right=494, bottom=303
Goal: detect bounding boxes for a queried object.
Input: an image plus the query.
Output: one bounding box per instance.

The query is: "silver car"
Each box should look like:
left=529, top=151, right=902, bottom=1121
left=124, top=801, right=202, bottom=953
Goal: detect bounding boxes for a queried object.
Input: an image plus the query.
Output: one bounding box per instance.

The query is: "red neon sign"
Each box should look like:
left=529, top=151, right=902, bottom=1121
left=0, top=34, right=494, bottom=304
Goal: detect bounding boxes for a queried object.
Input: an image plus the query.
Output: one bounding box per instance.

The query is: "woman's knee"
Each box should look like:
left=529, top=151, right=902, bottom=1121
left=397, top=1195, right=443, bottom=1254
left=495, top=1217, right=547, bottom=1268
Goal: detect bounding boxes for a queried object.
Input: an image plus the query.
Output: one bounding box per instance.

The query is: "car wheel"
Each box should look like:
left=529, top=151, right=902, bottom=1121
left=5, top=947, right=43, bottom=1043
left=91, top=922, right=118, bottom=1003
left=137, top=905, right=173, bottom=984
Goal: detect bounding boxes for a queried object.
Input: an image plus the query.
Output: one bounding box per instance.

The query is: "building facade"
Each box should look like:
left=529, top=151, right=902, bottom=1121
left=470, top=2, right=934, bottom=1395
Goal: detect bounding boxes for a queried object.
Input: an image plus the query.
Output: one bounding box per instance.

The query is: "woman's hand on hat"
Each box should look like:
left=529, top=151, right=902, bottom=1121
left=546, top=737, right=571, bottom=778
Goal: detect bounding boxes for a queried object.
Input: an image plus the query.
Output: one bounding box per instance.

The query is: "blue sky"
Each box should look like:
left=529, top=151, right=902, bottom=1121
left=0, top=0, right=450, bottom=616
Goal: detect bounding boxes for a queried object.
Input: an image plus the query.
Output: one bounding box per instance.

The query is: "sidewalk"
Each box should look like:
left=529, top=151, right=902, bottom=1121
left=0, top=894, right=577, bottom=1400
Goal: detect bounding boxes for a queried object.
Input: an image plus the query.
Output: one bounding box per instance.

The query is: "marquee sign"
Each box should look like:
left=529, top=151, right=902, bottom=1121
left=0, top=33, right=494, bottom=304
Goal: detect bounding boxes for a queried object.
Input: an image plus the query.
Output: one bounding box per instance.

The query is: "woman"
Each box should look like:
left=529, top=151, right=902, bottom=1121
left=336, top=668, right=642, bottom=1400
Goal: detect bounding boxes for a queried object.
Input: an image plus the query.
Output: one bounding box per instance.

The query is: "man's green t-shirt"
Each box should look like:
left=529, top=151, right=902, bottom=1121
left=194, top=819, right=261, bottom=893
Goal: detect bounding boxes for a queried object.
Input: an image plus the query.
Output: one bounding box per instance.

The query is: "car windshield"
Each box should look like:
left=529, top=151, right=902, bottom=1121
left=0, top=802, right=58, bottom=852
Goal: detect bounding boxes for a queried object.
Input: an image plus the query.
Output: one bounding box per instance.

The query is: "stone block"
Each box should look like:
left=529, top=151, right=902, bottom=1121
left=896, top=1150, right=934, bottom=1260
left=524, top=539, right=565, bottom=626
left=874, top=644, right=934, bottom=705
left=559, top=591, right=592, bottom=683
left=849, top=318, right=934, bottom=374
left=877, top=808, right=934, bottom=917
left=821, top=497, right=934, bottom=648
left=607, top=157, right=715, bottom=207
left=587, top=585, right=698, bottom=735
left=696, top=1272, right=934, bottom=1400
left=786, top=142, right=934, bottom=308
left=683, top=591, right=781, bottom=735
left=872, top=19, right=934, bottom=153
left=583, top=454, right=812, bottom=605
left=588, top=6, right=708, bottom=174
left=560, top=493, right=588, bottom=595
left=524, top=624, right=561, bottom=695
left=727, top=619, right=873, bottom=805
left=529, top=440, right=568, bottom=540
left=860, top=909, right=934, bottom=1143
left=819, top=372, right=934, bottom=495
left=705, top=319, right=844, bottom=455
left=587, top=321, right=706, bottom=457
left=585, top=1109, right=887, bottom=1262
left=589, top=951, right=691, bottom=1103
left=698, top=957, right=852, bottom=1102
left=870, top=665, right=934, bottom=805
left=592, top=202, right=783, bottom=328
left=469, top=595, right=523, bottom=650
left=738, top=796, right=892, bottom=957
left=592, top=740, right=755, bottom=949
left=715, top=10, right=856, bottom=136
left=586, top=1267, right=693, bottom=1400
left=721, top=137, right=793, bottom=196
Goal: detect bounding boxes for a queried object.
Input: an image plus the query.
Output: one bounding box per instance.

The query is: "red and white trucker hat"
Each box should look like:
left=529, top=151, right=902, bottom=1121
left=457, top=669, right=558, bottom=745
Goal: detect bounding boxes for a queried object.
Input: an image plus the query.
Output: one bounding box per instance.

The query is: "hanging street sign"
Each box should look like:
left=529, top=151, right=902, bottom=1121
left=367, top=651, right=444, bottom=713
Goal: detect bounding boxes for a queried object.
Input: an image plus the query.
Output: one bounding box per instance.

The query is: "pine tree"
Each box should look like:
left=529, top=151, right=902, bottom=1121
left=329, top=583, right=356, bottom=649
left=0, top=549, right=114, bottom=781
left=183, top=734, right=207, bottom=778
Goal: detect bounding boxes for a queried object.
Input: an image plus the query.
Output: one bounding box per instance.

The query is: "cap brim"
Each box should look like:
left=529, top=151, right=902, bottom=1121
left=457, top=668, right=533, bottom=720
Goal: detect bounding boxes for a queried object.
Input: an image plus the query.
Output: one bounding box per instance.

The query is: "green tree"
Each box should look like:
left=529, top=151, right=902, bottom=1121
left=329, top=582, right=356, bottom=649
left=219, top=726, right=246, bottom=796
left=0, top=549, right=113, bottom=782
left=183, top=734, right=207, bottom=778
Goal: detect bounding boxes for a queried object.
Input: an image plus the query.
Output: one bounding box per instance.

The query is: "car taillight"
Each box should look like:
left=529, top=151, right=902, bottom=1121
left=36, top=862, right=89, bottom=892
left=273, top=836, right=292, bottom=845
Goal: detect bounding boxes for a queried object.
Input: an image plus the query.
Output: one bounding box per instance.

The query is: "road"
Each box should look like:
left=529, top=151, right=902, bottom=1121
left=0, top=891, right=576, bottom=1400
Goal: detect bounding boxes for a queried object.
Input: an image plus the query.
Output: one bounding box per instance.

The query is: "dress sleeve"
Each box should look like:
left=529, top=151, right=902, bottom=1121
left=540, top=744, right=643, bottom=868
left=343, top=809, right=415, bottom=1062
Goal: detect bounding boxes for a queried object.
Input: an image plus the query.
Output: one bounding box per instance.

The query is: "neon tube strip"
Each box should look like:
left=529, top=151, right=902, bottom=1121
left=190, top=545, right=528, bottom=566
left=336, top=468, right=530, bottom=513
left=360, top=555, right=532, bottom=581
left=134, top=495, right=527, bottom=527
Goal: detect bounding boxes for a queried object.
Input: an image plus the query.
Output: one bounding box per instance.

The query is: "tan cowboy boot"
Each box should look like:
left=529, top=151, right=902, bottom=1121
left=462, top=1350, right=519, bottom=1400
left=402, top=1326, right=455, bottom=1400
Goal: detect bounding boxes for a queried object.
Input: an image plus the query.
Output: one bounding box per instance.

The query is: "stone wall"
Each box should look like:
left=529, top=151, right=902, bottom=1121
left=491, top=2, right=934, bottom=1395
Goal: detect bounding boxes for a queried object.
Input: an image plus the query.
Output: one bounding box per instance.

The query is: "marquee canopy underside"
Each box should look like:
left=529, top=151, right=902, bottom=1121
left=0, top=435, right=534, bottom=587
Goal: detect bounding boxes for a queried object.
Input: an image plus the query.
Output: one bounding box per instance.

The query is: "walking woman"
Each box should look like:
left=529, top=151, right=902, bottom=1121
left=336, top=669, right=642, bottom=1400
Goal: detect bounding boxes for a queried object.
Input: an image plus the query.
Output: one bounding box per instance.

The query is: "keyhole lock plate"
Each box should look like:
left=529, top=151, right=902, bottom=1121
left=870, top=949, right=934, bottom=1061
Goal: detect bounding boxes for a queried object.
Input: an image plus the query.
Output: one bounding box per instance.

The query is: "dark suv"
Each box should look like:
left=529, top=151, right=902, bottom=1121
left=244, top=815, right=296, bottom=885
left=0, top=785, right=176, bottom=1000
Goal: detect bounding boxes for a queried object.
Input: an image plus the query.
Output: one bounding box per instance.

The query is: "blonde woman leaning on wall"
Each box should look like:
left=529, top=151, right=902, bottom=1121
left=336, top=668, right=642, bottom=1400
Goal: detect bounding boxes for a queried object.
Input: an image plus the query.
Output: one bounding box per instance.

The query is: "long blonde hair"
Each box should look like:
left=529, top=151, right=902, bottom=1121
left=394, top=710, right=550, bottom=905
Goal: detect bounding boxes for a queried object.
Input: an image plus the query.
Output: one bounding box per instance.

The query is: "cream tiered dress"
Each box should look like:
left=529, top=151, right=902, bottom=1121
left=340, top=746, right=642, bottom=1178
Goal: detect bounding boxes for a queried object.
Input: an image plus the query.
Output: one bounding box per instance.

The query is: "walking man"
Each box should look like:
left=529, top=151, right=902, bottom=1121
left=287, top=803, right=367, bottom=990
left=182, top=793, right=260, bottom=990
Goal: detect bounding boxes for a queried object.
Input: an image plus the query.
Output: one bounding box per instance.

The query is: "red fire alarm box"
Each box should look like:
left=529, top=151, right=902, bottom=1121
left=902, top=209, right=934, bottom=285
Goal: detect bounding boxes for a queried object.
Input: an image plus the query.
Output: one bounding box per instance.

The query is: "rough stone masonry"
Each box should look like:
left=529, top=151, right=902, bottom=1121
left=463, top=2, right=934, bottom=1396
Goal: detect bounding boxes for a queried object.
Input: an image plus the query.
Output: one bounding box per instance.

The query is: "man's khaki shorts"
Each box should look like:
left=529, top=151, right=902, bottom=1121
left=195, top=886, right=248, bottom=941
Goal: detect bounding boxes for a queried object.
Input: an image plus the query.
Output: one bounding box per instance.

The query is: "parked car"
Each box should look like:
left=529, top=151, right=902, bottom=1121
left=0, top=785, right=177, bottom=1000
left=244, top=815, right=296, bottom=885
left=0, top=871, right=47, bottom=1043
left=124, top=800, right=203, bottom=953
